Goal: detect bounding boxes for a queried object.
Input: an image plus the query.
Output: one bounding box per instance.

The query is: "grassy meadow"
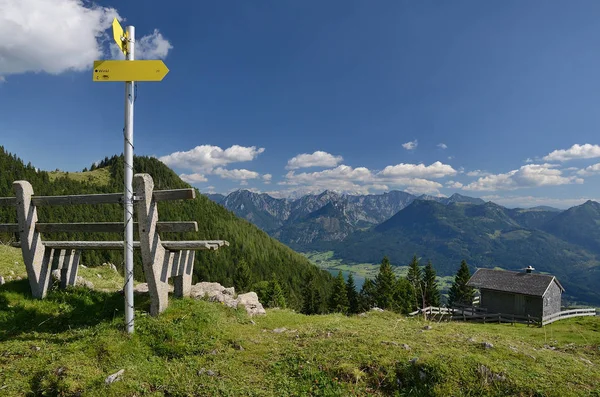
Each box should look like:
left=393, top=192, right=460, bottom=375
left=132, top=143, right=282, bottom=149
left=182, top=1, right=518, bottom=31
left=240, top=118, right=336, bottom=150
left=0, top=245, right=599, bottom=396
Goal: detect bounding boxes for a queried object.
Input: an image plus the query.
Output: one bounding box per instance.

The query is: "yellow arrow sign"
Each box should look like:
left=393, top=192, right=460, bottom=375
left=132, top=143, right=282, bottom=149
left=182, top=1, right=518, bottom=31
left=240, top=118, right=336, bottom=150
left=112, top=18, right=126, bottom=54
left=92, top=60, right=169, bottom=82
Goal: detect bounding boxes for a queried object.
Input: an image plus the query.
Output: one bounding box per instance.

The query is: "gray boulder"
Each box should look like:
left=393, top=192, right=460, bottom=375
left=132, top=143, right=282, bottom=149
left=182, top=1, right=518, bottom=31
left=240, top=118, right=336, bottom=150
left=236, top=292, right=266, bottom=316
left=190, top=282, right=266, bottom=316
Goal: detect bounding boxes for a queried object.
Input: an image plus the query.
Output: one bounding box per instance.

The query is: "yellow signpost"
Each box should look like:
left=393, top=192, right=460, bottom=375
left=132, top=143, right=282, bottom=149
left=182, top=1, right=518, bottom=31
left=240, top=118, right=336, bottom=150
left=112, top=18, right=126, bottom=54
left=92, top=60, right=170, bottom=81
left=92, top=19, right=170, bottom=334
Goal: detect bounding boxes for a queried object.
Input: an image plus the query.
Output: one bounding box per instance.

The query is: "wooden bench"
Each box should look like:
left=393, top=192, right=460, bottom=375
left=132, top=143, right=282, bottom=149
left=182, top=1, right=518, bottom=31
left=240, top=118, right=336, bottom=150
left=0, top=173, right=228, bottom=316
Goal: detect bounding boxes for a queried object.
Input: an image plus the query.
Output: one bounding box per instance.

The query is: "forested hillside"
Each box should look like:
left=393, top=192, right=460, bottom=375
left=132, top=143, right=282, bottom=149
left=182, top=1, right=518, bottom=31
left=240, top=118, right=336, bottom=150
left=0, top=147, right=333, bottom=308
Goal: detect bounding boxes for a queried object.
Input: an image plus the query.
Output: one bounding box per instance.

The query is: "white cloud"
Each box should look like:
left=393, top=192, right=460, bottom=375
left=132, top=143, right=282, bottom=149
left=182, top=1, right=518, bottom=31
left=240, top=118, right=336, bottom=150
left=179, top=173, right=207, bottom=183
left=577, top=163, right=600, bottom=176
left=481, top=195, right=598, bottom=209
left=279, top=163, right=447, bottom=195
left=262, top=174, right=272, bottom=184
left=446, top=180, right=464, bottom=189
left=463, top=164, right=583, bottom=191
left=543, top=144, right=600, bottom=162
left=525, top=158, right=534, bottom=163
left=437, top=143, right=448, bottom=150
left=466, top=170, right=491, bottom=177
left=213, top=167, right=260, bottom=180
left=159, top=145, right=265, bottom=172
left=285, top=151, right=343, bottom=170
left=0, top=0, right=172, bottom=80
left=402, top=140, right=418, bottom=150
left=379, top=161, right=456, bottom=179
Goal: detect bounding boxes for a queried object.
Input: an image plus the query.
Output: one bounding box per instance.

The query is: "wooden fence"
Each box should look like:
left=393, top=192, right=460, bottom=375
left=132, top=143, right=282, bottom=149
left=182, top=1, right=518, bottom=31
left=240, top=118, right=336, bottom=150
left=541, top=308, right=597, bottom=326
left=410, top=306, right=598, bottom=327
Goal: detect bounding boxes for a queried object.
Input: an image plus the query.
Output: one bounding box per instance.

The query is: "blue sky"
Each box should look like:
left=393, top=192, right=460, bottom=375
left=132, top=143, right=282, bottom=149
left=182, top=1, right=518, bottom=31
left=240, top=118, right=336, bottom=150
left=2, top=1, right=600, bottom=208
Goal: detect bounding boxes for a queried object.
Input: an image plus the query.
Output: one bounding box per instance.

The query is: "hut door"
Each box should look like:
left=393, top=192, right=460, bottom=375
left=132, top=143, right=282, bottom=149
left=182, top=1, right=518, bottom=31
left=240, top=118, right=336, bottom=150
left=514, top=294, right=525, bottom=315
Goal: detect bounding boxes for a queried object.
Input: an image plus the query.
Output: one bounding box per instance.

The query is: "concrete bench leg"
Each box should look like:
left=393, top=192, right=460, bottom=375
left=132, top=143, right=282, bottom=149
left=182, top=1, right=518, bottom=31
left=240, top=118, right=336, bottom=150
left=58, top=249, right=80, bottom=289
left=135, top=173, right=169, bottom=316
left=173, top=250, right=194, bottom=298
left=14, top=181, right=51, bottom=298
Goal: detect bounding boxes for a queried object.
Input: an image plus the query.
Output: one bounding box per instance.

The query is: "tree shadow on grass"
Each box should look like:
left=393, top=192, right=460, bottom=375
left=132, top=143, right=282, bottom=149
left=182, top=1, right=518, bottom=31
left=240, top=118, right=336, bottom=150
left=0, top=279, right=151, bottom=341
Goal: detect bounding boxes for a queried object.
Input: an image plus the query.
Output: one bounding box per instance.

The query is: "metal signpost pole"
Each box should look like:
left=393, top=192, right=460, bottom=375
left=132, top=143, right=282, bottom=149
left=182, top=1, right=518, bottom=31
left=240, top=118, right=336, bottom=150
left=93, top=18, right=169, bottom=333
left=123, top=25, right=135, bottom=334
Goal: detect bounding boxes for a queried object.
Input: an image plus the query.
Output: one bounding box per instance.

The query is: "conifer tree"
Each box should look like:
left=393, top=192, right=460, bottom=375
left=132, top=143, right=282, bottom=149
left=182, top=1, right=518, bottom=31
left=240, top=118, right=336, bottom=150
left=346, top=273, right=359, bottom=314
left=301, top=272, right=322, bottom=315
left=266, top=274, right=286, bottom=308
left=406, top=255, right=423, bottom=310
left=374, top=256, right=396, bottom=310
left=329, top=271, right=349, bottom=314
left=422, top=260, right=441, bottom=307
left=448, top=260, right=475, bottom=307
left=358, top=278, right=377, bottom=312
left=394, top=277, right=414, bottom=314
left=233, top=259, right=252, bottom=293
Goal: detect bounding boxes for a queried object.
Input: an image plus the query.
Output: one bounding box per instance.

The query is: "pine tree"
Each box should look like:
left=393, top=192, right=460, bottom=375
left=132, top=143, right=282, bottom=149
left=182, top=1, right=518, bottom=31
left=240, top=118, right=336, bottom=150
left=358, top=278, right=377, bottom=312
left=374, top=256, right=396, bottom=310
left=422, top=260, right=441, bottom=307
left=266, top=274, right=286, bottom=308
left=406, top=255, right=423, bottom=310
left=328, top=271, right=349, bottom=314
left=301, top=272, right=322, bottom=315
left=448, top=260, right=475, bottom=307
left=394, top=277, right=414, bottom=314
left=346, top=273, right=359, bottom=314
left=233, top=259, right=252, bottom=293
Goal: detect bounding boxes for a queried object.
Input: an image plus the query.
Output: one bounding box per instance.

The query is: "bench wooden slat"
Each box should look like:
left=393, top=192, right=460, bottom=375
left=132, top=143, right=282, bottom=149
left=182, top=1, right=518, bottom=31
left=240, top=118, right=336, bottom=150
left=13, top=188, right=197, bottom=206
left=32, top=193, right=123, bottom=206
left=0, top=197, right=16, bottom=207
left=34, top=221, right=198, bottom=233
left=10, top=239, right=228, bottom=251
left=153, top=189, right=195, bottom=201
left=0, top=223, right=18, bottom=233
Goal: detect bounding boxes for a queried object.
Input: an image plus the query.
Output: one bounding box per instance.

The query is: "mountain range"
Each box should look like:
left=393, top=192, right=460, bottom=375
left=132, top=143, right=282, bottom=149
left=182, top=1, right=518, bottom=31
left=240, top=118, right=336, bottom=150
left=207, top=189, right=600, bottom=305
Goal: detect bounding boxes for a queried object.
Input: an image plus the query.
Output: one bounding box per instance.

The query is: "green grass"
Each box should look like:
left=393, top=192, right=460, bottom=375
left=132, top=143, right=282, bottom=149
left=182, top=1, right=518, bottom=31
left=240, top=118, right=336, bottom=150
left=2, top=246, right=600, bottom=396
left=0, top=281, right=599, bottom=396
left=48, top=168, right=111, bottom=186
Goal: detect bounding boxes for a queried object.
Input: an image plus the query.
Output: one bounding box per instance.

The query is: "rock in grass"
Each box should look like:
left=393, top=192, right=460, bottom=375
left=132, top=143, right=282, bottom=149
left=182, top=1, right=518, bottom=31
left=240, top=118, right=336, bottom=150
left=75, top=276, right=94, bottom=289
left=273, top=327, right=287, bottom=334
left=371, top=307, right=384, bottom=312
left=105, top=369, right=124, bottom=385
left=402, top=344, right=411, bottom=351
left=482, top=342, right=494, bottom=350
left=236, top=292, right=266, bottom=316
left=0, top=276, right=4, bottom=285
left=232, top=342, right=244, bottom=351
left=423, top=325, right=433, bottom=331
